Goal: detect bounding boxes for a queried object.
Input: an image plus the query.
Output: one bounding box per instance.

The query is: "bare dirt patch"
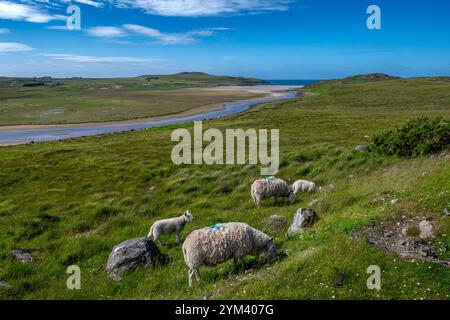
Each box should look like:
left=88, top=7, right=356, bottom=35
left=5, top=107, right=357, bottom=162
left=360, top=216, right=449, bottom=267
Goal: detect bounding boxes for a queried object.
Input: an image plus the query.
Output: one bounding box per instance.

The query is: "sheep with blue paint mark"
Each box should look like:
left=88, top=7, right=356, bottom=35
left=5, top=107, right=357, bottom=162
left=251, top=177, right=295, bottom=207
left=182, top=222, right=276, bottom=286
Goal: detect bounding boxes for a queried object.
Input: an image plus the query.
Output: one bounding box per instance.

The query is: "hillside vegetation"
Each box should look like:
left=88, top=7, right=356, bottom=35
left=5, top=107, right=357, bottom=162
left=0, top=77, right=449, bottom=299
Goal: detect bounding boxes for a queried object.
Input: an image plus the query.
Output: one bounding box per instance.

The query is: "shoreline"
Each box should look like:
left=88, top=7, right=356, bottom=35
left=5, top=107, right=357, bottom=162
left=0, top=85, right=301, bottom=131
left=0, top=85, right=301, bottom=146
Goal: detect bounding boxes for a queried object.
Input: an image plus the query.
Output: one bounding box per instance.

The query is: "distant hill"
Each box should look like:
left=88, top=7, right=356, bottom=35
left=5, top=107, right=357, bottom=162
left=344, top=73, right=400, bottom=81
left=138, top=72, right=267, bottom=86
left=0, top=72, right=267, bottom=90
left=304, top=73, right=402, bottom=91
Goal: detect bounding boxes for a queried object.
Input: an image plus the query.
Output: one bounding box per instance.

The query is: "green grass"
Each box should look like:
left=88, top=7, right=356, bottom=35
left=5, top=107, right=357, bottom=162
left=0, top=73, right=265, bottom=126
left=0, top=77, right=449, bottom=300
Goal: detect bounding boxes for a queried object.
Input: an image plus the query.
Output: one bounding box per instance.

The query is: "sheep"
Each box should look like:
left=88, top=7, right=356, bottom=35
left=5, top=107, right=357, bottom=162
left=182, top=222, right=276, bottom=287
left=251, top=177, right=295, bottom=207
left=292, top=179, right=320, bottom=195
left=147, top=210, right=193, bottom=244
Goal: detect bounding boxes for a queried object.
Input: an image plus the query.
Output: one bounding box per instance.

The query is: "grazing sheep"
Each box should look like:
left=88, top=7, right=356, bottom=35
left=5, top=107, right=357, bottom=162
left=147, top=210, right=193, bottom=244
left=182, top=222, right=276, bottom=287
left=292, top=179, right=320, bottom=195
left=251, top=177, right=295, bottom=207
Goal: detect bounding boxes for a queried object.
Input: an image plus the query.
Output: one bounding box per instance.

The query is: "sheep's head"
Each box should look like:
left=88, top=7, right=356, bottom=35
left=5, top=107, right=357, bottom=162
left=183, top=210, right=193, bottom=222
left=288, top=190, right=296, bottom=204
left=263, top=238, right=277, bottom=260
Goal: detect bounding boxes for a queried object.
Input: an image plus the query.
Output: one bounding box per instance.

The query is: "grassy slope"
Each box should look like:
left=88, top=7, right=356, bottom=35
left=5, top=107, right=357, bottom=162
left=0, top=77, right=449, bottom=299
left=0, top=73, right=266, bottom=126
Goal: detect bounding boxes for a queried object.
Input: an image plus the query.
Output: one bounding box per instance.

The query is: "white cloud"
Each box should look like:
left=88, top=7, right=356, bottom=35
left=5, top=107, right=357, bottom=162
left=123, top=24, right=196, bottom=45
left=47, top=25, right=70, bottom=30
left=74, top=0, right=103, bottom=8
left=113, top=0, right=291, bottom=17
left=85, top=26, right=128, bottom=37
left=0, top=1, right=56, bottom=23
left=2, top=0, right=291, bottom=23
left=0, top=28, right=9, bottom=34
left=43, top=53, right=156, bottom=63
left=83, top=24, right=221, bottom=45
left=0, top=42, right=33, bottom=52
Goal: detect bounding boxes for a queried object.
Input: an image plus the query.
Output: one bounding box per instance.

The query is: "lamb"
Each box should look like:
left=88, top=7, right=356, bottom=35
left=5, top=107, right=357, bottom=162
left=147, top=210, right=193, bottom=244
left=292, top=179, right=320, bottom=195
left=182, top=222, right=276, bottom=287
left=251, top=177, right=295, bottom=207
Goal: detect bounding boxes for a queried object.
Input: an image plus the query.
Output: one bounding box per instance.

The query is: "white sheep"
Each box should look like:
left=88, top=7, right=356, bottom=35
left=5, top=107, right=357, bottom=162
left=292, top=179, right=320, bottom=195
left=251, top=177, right=295, bottom=207
left=147, top=210, right=193, bottom=244
left=182, top=222, right=276, bottom=287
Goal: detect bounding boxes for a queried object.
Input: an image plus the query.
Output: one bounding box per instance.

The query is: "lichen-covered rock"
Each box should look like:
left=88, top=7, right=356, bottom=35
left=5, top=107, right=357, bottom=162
left=106, top=237, right=167, bottom=281
left=0, top=280, right=12, bottom=290
left=419, top=220, right=434, bottom=239
left=354, top=145, right=369, bottom=152
left=288, top=208, right=317, bottom=235
left=10, top=250, right=33, bottom=263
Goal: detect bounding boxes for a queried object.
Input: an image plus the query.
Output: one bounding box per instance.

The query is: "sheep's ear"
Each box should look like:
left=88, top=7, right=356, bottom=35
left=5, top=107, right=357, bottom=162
left=270, top=237, right=274, bottom=242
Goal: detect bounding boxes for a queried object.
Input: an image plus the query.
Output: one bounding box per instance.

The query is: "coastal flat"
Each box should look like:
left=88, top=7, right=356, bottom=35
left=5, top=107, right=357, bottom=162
left=0, top=74, right=266, bottom=126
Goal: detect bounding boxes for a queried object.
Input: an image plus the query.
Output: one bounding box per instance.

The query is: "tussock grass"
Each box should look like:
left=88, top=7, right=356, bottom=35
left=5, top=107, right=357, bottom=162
left=0, top=77, right=449, bottom=299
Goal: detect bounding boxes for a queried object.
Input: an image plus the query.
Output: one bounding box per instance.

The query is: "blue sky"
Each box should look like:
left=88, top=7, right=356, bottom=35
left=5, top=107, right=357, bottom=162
left=0, top=0, right=449, bottom=79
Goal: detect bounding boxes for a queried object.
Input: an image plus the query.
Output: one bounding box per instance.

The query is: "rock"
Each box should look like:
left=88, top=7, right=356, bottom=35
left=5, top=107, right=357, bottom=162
left=265, top=215, right=288, bottom=233
left=287, top=208, right=317, bottom=235
left=418, top=220, right=434, bottom=239
left=416, top=243, right=437, bottom=258
left=443, top=208, right=450, bottom=217
left=401, top=227, right=408, bottom=236
left=335, top=273, right=345, bottom=286
left=354, top=145, right=369, bottom=152
left=106, top=237, right=168, bottom=281
left=383, top=231, right=394, bottom=238
left=397, top=239, right=407, bottom=246
left=327, top=183, right=336, bottom=191
left=391, top=198, right=398, bottom=204
left=10, top=250, right=33, bottom=263
left=0, top=281, right=12, bottom=290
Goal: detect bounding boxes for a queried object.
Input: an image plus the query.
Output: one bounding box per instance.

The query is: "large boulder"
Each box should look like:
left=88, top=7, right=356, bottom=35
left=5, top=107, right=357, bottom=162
left=106, top=237, right=168, bottom=281
left=288, top=208, right=317, bottom=235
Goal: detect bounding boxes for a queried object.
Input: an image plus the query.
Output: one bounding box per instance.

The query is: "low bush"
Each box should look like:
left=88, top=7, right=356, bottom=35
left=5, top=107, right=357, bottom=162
left=369, top=117, right=449, bottom=156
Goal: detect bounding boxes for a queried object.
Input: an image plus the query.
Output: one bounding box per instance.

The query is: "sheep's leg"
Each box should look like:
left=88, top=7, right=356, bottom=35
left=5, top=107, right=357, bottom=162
left=239, top=257, right=245, bottom=270
left=175, top=231, right=180, bottom=244
left=154, top=233, right=165, bottom=246
left=195, top=270, right=200, bottom=283
left=188, top=269, right=195, bottom=287
left=232, top=258, right=238, bottom=274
